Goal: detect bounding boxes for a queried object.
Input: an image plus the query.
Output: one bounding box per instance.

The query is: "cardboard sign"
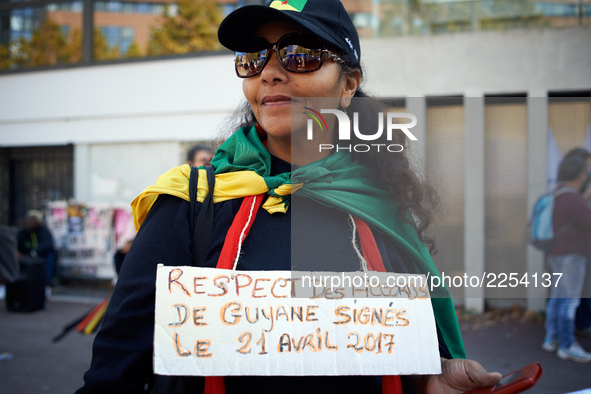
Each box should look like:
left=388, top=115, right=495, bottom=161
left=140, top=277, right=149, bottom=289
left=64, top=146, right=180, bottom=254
left=154, top=265, right=441, bottom=376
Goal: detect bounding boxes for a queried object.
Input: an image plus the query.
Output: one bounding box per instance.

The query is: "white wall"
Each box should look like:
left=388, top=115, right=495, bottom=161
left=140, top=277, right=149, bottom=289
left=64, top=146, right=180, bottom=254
left=362, top=26, right=591, bottom=97
left=89, top=142, right=181, bottom=203
left=0, top=54, right=244, bottom=146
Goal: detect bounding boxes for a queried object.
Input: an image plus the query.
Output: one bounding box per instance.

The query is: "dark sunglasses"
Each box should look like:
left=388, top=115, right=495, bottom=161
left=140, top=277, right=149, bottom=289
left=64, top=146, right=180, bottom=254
left=234, top=33, right=344, bottom=78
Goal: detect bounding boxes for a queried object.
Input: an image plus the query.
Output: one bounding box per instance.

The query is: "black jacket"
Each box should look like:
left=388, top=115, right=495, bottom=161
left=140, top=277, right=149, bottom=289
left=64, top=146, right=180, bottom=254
left=17, top=226, right=55, bottom=257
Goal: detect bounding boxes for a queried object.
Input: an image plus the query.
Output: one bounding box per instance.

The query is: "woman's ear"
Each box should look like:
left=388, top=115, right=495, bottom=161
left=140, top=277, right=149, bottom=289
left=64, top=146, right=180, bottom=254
left=340, top=69, right=361, bottom=109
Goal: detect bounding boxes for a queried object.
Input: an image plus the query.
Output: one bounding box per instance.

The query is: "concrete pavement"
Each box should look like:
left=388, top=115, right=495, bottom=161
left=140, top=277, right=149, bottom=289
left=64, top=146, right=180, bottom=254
left=459, top=307, right=591, bottom=394
left=0, top=298, right=98, bottom=394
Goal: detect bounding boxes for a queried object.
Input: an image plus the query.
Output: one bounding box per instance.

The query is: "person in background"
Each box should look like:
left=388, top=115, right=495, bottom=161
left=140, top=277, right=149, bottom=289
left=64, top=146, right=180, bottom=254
left=187, top=145, right=213, bottom=167
left=16, top=210, right=57, bottom=293
left=563, top=148, right=591, bottom=339
left=564, top=148, right=591, bottom=195
left=542, top=154, right=591, bottom=362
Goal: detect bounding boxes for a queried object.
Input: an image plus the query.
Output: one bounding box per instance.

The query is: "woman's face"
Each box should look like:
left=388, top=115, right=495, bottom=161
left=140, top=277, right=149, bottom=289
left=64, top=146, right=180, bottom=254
left=242, top=20, right=360, bottom=160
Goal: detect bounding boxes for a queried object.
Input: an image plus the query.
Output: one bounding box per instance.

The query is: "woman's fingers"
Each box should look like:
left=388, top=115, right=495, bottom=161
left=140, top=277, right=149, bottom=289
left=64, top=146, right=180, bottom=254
left=428, top=358, right=502, bottom=393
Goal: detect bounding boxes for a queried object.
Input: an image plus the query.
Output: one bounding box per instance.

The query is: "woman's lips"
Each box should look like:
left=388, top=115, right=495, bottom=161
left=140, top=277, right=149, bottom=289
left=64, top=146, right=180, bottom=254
left=262, top=95, right=292, bottom=107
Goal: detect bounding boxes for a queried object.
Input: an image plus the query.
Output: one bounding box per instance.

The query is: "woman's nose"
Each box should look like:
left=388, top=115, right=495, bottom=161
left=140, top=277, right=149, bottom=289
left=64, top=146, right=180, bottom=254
left=260, top=49, right=288, bottom=83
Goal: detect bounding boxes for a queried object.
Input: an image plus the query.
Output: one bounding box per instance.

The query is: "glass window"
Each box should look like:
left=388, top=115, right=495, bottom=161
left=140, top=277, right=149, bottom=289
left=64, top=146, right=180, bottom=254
left=120, top=26, right=134, bottom=53
left=121, top=26, right=134, bottom=37
left=136, top=3, right=150, bottom=13
left=122, top=2, right=134, bottom=13
left=92, top=0, right=224, bottom=61
left=101, top=25, right=120, bottom=47
left=96, top=24, right=138, bottom=59
left=60, top=24, right=69, bottom=37
left=167, top=3, right=178, bottom=17
left=536, top=2, right=578, bottom=17
left=0, top=2, right=83, bottom=71
left=10, top=15, right=23, bottom=31
left=23, top=16, right=33, bottom=30
left=94, top=1, right=106, bottom=12
left=106, top=1, right=122, bottom=12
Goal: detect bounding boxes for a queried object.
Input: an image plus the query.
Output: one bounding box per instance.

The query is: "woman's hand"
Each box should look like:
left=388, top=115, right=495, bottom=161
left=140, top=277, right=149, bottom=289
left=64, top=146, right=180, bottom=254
left=425, top=358, right=502, bottom=394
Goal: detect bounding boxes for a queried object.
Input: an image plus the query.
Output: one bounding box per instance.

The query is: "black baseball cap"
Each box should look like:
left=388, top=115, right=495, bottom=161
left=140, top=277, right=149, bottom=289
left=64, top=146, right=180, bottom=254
left=218, top=0, right=361, bottom=67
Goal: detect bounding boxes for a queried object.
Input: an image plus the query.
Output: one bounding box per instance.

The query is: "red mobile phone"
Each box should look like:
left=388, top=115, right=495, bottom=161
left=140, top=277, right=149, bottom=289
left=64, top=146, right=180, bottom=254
left=466, top=362, right=543, bottom=394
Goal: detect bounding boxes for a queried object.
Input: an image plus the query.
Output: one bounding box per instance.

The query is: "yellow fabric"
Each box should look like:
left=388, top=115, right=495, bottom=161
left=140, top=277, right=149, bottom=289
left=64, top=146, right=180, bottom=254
left=262, top=198, right=286, bottom=214
left=273, top=183, right=303, bottom=196
left=212, top=171, right=269, bottom=202
left=83, top=301, right=109, bottom=335
left=131, top=165, right=289, bottom=231
left=260, top=183, right=302, bottom=213
left=131, top=165, right=191, bottom=231
left=269, top=1, right=299, bottom=12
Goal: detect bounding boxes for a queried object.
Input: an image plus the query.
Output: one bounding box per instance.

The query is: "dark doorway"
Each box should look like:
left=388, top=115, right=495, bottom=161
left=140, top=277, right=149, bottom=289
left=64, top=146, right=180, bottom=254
left=0, top=145, right=74, bottom=226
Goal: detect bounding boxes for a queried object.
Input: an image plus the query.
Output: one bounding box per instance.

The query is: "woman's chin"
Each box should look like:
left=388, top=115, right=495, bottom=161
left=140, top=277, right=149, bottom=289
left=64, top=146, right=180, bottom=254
left=262, top=125, right=292, bottom=139
left=261, top=121, right=304, bottom=139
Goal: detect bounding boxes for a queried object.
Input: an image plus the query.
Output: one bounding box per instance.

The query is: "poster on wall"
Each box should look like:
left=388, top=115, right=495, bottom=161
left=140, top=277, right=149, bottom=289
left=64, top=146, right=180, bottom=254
left=45, top=201, right=136, bottom=280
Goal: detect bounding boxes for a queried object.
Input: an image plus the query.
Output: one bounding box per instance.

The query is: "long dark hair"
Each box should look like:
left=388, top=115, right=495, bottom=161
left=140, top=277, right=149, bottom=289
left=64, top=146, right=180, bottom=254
left=217, top=55, right=439, bottom=254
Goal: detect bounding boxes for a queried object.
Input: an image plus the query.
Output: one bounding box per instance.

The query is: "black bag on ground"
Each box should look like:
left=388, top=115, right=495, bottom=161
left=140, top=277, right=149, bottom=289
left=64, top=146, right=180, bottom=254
left=5, top=257, right=46, bottom=312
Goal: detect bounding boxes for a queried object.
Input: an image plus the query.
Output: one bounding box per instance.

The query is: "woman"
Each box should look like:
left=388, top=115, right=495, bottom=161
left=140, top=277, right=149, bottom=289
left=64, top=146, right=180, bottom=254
left=77, top=1, right=501, bottom=393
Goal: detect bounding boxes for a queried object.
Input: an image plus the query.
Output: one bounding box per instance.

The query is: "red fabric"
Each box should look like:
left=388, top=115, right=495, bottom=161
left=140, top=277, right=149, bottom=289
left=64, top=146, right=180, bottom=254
left=75, top=298, right=109, bottom=332
left=355, top=217, right=403, bottom=394
left=382, top=375, right=403, bottom=394
left=255, top=123, right=266, bottom=138
left=204, top=194, right=264, bottom=394
left=354, top=217, right=386, bottom=272
left=204, top=377, right=225, bottom=394
left=216, top=194, right=264, bottom=270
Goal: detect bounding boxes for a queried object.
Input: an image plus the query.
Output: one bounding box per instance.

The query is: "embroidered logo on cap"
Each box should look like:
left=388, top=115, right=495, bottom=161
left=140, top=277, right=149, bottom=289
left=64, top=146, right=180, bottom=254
left=345, top=37, right=359, bottom=61
left=269, top=0, right=307, bottom=12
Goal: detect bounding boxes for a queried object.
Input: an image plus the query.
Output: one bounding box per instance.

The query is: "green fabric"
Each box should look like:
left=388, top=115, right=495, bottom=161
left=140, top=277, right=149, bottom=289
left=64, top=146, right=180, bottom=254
left=211, top=125, right=466, bottom=359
